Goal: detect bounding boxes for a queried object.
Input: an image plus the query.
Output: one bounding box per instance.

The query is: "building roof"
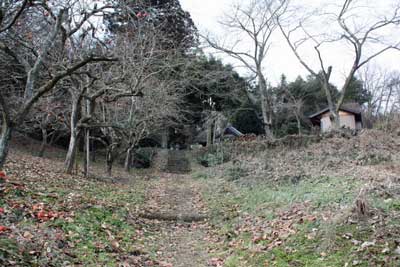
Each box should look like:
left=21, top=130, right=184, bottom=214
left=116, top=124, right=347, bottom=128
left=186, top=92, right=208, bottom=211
left=224, top=126, right=244, bottom=137
left=308, top=103, right=362, bottom=119
left=194, top=126, right=243, bottom=143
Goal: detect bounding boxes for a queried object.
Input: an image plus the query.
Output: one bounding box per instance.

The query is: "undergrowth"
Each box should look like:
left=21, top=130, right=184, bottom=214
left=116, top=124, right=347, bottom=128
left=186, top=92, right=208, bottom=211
left=0, top=154, right=149, bottom=266
left=201, top=172, right=400, bottom=266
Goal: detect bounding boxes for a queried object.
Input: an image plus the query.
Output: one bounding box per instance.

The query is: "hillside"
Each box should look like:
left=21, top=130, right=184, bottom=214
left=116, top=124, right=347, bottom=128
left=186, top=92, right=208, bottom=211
left=195, top=130, right=400, bottom=266
left=0, top=130, right=399, bottom=266
left=1, top=1, right=400, bottom=266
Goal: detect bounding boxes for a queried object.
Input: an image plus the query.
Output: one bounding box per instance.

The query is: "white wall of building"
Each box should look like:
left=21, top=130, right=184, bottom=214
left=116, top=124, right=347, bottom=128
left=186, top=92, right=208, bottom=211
left=320, top=111, right=357, bottom=132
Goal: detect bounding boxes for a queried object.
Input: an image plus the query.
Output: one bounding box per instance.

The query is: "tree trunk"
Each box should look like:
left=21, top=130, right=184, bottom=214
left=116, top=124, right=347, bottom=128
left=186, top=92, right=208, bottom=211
left=213, top=113, right=219, bottom=144
left=259, top=75, right=273, bottom=138
left=64, top=98, right=80, bottom=174
left=124, top=146, right=133, bottom=172
left=65, top=128, right=78, bottom=174
left=329, top=108, right=341, bottom=130
left=49, top=131, right=58, bottom=146
left=38, top=128, right=48, bottom=157
left=260, top=97, right=273, bottom=137
left=106, top=147, right=114, bottom=177
left=0, top=121, right=12, bottom=170
left=319, top=69, right=340, bottom=130
left=83, top=129, right=90, bottom=177
left=206, top=116, right=213, bottom=147
left=84, top=83, right=92, bottom=177
left=106, top=161, right=112, bottom=177
left=384, top=84, right=393, bottom=116
left=295, top=114, right=301, bottom=135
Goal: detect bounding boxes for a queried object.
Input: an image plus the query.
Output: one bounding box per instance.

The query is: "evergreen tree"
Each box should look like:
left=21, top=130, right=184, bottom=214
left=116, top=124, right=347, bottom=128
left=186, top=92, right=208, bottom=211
left=105, top=0, right=198, bottom=50
left=177, top=54, right=249, bottom=125
left=343, top=77, right=371, bottom=105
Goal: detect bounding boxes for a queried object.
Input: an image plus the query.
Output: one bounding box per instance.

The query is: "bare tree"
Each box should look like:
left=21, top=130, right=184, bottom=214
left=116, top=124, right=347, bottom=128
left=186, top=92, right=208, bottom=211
left=388, top=73, right=400, bottom=114
left=379, top=72, right=400, bottom=130
left=356, top=65, right=400, bottom=127
left=0, top=0, right=29, bottom=34
left=0, top=1, right=115, bottom=169
left=96, top=73, right=184, bottom=175
left=63, top=75, right=101, bottom=174
left=62, top=5, right=186, bottom=175
left=21, top=90, right=69, bottom=157
left=104, top=20, right=186, bottom=172
left=281, top=90, right=305, bottom=135
left=358, top=65, right=387, bottom=119
left=278, top=0, right=400, bottom=129
left=204, top=0, right=289, bottom=138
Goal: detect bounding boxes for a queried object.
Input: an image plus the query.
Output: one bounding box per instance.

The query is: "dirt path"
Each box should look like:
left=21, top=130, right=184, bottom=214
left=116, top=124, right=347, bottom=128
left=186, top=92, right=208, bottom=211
left=142, top=174, right=211, bottom=267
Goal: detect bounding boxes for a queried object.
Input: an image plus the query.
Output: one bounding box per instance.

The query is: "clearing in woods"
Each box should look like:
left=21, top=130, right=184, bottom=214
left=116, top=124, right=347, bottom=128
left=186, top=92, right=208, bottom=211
left=2, top=131, right=400, bottom=266
left=0, top=140, right=216, bottom=267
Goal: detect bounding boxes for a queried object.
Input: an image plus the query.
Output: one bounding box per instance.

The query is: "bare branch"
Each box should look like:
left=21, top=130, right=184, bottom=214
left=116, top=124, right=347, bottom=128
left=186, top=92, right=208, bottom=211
left=0, top=0, right=29, bottom=33
left=16, top=56, right=117, bottom=125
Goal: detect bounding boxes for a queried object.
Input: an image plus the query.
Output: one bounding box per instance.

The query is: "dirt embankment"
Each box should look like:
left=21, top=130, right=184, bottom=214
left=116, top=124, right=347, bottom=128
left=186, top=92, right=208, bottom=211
left=197, top=130, right=400, bottom=266
left=213, top=130, right=400, bottom=184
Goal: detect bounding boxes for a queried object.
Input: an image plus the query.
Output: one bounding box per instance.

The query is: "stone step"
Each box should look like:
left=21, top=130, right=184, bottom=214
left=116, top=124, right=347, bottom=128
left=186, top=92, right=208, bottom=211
left=165, top=150, right=191, bottom=174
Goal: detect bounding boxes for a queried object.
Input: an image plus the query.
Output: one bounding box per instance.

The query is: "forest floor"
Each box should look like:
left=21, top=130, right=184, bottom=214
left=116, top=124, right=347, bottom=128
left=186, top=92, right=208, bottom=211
left=0, top=136, right=217, bottom=266
left=1, top=131, right=400, bottom=266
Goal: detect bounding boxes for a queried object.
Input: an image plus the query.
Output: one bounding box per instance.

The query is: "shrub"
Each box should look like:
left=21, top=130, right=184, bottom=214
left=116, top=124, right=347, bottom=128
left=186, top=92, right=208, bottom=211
left=227, top=166, right=248, bottom=181
left=198, top=147, right=231, bottom=167
left=133, top=148, right=156, bottom=168
left=356, top=152, right=391, bottom=165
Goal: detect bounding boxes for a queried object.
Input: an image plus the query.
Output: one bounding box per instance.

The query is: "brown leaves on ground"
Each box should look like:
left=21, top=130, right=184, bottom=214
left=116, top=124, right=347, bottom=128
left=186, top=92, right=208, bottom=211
left=203, top=130, right=400, bottom=265
left=220, top=202, right=316, bottom=253
left=1, top=142, right=222, bottom=266
left=208, top=257, right=224, bottom=266
left=0, top=147, right=152, bottom=266
left=215, top=130, right=400, bottom=184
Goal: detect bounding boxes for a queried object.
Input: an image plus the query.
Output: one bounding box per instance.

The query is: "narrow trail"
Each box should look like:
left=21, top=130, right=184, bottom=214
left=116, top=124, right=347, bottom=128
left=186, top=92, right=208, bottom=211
left=142, top=174, right=211, bottom=267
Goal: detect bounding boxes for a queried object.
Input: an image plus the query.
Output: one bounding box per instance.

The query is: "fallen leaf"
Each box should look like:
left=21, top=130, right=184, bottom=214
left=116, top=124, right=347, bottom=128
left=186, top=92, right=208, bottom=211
left=209, top=257, right=224, bottom=266
left=23, top=231, right=34, bottom=240
left=360, top=240, right=375, bottom=249
left=159, top=261, right=173, bottom=267
left=111, top=240, right=120, bottom=251
left=0, top=225, right=10, bottom=232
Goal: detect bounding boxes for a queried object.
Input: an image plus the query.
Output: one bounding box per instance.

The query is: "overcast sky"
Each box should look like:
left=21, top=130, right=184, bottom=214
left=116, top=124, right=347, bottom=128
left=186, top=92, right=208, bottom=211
left=180, top=0, right=400, bottom=87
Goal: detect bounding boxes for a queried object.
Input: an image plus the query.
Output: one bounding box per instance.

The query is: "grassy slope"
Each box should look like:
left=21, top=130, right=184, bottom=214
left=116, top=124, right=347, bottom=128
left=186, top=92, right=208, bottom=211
left=195, top=131, right=400, bottom=267
left=0, top=138, right=157, bottom=266
left=1, top=131, right=400, bottom=266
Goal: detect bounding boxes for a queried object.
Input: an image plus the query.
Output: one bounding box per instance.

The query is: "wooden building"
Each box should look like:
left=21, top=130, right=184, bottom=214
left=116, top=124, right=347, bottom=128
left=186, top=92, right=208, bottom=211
left=309, top=104, right=363, bottom=132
